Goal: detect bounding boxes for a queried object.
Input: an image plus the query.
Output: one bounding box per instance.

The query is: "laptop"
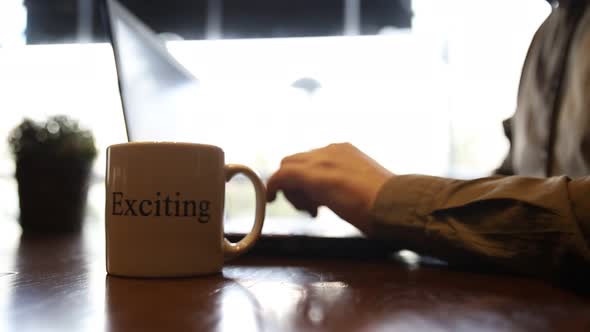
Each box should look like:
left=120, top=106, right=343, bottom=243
left=100, top=0, right=391, bottom=258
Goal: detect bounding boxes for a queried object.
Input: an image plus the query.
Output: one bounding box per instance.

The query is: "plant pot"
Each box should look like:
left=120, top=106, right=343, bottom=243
left=15, top=156, right=93, bottom=233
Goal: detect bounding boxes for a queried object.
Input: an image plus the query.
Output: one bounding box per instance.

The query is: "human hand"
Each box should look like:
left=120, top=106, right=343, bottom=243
left=266, top=143, right=393, bottom=234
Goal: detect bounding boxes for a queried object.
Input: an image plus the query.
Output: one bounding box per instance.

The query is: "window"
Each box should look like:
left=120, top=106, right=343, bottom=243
left=0, top=0, right=551, bottom=228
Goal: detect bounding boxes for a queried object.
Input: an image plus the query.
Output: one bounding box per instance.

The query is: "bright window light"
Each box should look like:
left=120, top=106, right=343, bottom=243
left=0, top=0, right=551, bottom=226
left=0, top=0, right=26, bottom=47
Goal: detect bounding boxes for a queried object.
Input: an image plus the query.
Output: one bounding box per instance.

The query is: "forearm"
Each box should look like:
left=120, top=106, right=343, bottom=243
left=369, top=175, right=590, bottom=281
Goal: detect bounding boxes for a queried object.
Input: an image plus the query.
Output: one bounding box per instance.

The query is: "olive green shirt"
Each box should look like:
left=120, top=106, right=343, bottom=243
left=369, top=1, right=590, bottom=288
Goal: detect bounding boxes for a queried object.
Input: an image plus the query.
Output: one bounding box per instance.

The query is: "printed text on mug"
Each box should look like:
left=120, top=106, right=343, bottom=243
left=111, top=192, right=211, bottom=223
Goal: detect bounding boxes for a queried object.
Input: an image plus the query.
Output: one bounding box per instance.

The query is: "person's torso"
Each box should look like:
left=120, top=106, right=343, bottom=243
left=513, top=0, right=590, bottom=178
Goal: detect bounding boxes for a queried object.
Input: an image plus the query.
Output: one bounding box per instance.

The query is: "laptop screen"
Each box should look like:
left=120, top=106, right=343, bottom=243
left=103, top=0, right=201, bottom=142
left=101, top=0, right=457, bottom=241
left=101, top=0, right=364, bottom=238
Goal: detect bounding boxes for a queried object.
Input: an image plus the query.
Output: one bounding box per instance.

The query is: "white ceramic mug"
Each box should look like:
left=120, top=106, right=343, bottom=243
left=105, top=142, right=265, bottom=277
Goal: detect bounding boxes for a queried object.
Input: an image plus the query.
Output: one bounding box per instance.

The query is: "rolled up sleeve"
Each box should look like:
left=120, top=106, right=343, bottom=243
left=369, top=175, right=590, bottom=285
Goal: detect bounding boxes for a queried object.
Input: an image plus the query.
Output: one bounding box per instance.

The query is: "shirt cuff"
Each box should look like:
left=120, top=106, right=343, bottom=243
left=368, top=174, right=452, bottom=241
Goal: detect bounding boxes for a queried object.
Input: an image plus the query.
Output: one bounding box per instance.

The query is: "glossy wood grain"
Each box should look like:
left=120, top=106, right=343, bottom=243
left=1, top=219, right=589, bottom=332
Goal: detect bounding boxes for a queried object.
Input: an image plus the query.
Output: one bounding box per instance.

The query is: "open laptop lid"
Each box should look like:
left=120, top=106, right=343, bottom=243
left=102, top=0, right=200, bottom=142
left=101, top=0, right=373, bottom=247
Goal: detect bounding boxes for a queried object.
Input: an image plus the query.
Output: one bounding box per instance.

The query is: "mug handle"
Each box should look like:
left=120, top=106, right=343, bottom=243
left=223, top=164, right=266, bottom=260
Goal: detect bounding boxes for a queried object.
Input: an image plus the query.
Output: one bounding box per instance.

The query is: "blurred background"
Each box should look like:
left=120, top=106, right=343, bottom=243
left=0, top=0, right=551, bottom=232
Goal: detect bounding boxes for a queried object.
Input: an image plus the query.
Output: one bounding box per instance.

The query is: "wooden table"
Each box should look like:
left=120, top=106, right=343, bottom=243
left=1, top=219, right=589, bottom=332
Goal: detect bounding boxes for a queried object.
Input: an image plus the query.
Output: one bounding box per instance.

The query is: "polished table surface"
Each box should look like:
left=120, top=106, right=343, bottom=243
left=1, top=219, right=590, bottom=332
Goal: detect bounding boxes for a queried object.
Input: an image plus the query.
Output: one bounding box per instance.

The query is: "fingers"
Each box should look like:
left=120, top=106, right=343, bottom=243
left=265, top=143, right=391, bottom=231
left=266, top=145, right=338, bottom=215
left=268, top=149, right=316, bottom=202
left=266, top=164, right=306, bottom=202
left=283, top=189, right=318, bottom=218
left=280, top=152, right=309, bottom=165
left=267, top=147, right=335, bottom=203
left=266, top=164, right=319, bottom=217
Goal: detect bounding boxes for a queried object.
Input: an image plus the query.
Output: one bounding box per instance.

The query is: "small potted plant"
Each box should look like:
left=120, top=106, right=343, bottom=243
left=8, top=115, right=97, bottom=233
